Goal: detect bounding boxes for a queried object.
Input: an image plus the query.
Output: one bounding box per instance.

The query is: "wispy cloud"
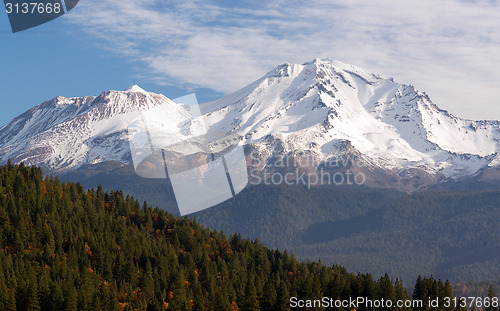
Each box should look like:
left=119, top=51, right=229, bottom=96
left=68, top=0, right=500, bottom=120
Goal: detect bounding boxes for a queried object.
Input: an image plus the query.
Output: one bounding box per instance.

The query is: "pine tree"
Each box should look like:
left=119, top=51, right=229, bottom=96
left=395, top=278, right=409, bottom=311
left=37, top=270, right=51, bottom=311
left=487, top=285, right=499, bottom=311
left=377, top=273, right=396, bottom=311
left=142, top=259, right=155, bottom=300
left=242, top=279, right=260, bottom=311
left=276, top=280, right=290, bottom=311
left=169, top=268, right=191, bottom=311
left=0, top=269, right=10, bottom=310
left=64, top=283, right=78, bottom=311
left=440, top=280, right=453, bottom=311
left=361, top=273, right=376, bottom=299
left=413, top=276, right=427, bottom=311
left=214, top=282, right=231, bottom=311
left=261, top=281, right=277, bottom=311
left=49, top=282, right=64, bottom=311
left=25, top=280, right=41, bottom=311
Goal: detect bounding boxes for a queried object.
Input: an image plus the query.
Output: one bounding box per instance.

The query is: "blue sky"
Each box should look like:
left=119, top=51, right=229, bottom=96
left=1, top=0, right=500, bottom=127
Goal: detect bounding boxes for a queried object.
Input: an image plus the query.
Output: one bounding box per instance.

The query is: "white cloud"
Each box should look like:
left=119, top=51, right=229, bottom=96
left=68, top=0, right=500, bottom=120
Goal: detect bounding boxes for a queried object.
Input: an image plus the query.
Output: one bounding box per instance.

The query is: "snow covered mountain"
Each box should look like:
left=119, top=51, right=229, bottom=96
left=201, top=59, right=500, bottom=188
left=0, top=85, right=189, bottom=173
left=2, top=59, right=500, bottom=189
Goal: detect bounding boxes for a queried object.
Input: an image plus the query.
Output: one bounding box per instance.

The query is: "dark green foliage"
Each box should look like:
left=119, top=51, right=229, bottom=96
left=64, top=163, right=500, bottom=283
left=0, top=163, right=493, bottom=310
left=195, top=184, right=500, bottom=283
left=412, top=276, right=453, bottom=311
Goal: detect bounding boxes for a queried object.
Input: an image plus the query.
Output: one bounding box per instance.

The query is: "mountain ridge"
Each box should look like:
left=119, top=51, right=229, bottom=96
left=1, top=58, right=500, bottom=189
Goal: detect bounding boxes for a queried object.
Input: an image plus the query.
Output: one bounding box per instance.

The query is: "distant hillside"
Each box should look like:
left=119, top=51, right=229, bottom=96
left=195, top=185, right=500, bottom=284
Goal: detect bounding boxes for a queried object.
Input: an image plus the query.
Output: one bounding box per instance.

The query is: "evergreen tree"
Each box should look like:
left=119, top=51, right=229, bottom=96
left=377, top=273, right=396, bottom=311
left=25, top=280, right=41, bottom=311
left=440, top=280, right=453, bottom=311
left=276, top=280, right=291, bottom=311
left=487, top=285, right=499, bottom=311
left=413, top=276, right=427, bottom=311
left=169, top=268, right=190, bottom=311
left=141, top=259, right=155, bottom=300
left=261, top=281, right=277, bottom=311
left=64, top=283, right=78, bottom=311
left=214, top=282, right=231, bottom=311
left=395, top=278, right=410, bottom=311
left=242, top=279, right=260, bottom=311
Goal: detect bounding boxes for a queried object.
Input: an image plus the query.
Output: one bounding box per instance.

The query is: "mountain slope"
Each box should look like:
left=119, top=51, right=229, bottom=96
left=1, top=59, right=500, bottom=189
left=202, top=59, right=500, bottom=184
left=7, top=163, right=442, bottom=309
left=0, top=86, right=192, bottom=173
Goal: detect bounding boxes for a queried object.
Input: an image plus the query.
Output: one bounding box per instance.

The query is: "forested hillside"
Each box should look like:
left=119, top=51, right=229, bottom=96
left=62, top=162, right=500, bottom=284
left=0, top=163, right=487, bottom=310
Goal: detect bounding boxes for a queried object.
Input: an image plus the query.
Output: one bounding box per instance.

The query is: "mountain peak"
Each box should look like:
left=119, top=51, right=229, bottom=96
left=124, top=85, right=148, bottom=93
left=2, top=59, right=500, bottom=186
left=302, top=58, right=356, bottom=69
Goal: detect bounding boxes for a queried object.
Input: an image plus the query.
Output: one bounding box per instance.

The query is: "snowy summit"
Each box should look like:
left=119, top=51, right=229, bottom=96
left=124, top=85, right=148, bottom=93
left=1, top=59, right=500, bottom=190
